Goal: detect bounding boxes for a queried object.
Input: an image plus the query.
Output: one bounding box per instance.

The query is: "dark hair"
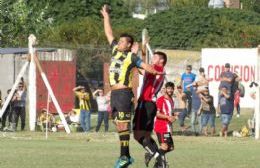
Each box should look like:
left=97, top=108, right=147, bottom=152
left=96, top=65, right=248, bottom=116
left=225, top=63, right=230, bottom=68
left=154, top=51, right=167, bottom=66
left=186, top=65, right=192, bottom=69
left=250, top=81, right=259, bottom=88
left=165, top=82, right=175, bottom=89
left=120, top=33, right=134, bottom=47
left=221, top=86, right=228, bottom=89
left=199, top=67, right=205, bottom=73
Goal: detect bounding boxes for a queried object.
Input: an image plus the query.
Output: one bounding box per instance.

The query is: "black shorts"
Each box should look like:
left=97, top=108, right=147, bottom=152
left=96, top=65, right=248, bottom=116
left=133, top=100, right=157, bottom=131
left=156, top=132, right=174, bottom=148
left=111, top=88, right=134, bottom=122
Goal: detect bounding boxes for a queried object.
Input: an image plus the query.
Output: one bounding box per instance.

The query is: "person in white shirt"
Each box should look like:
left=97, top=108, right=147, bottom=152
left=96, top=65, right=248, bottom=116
left=93, top=89, right=109, bottom=132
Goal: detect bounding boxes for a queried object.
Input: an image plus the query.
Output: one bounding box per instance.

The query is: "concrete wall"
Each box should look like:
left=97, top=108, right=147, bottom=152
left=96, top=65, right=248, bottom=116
left=0, top=54, right=28, bottom=100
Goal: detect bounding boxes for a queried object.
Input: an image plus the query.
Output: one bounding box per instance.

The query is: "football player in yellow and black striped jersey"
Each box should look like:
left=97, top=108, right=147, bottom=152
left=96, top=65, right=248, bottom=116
left=101, top=5, right=164, bottom=168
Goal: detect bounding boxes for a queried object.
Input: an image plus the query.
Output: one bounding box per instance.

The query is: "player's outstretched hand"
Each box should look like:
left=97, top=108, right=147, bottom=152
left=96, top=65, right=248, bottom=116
left=131, top=42, right=139, bottom=54
left=100, top=5, right=109, bottom=18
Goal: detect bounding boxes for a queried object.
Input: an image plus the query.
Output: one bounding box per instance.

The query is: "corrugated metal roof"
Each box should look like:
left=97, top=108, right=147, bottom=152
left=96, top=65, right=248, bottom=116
left=0, top=48, right=57, bottom=54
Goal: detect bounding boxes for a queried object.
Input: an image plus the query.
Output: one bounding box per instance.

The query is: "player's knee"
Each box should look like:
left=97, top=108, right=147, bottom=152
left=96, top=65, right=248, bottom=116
left=134, top=131, right=147, bottom=141
left=161, top=143, right=174, bottom=152
left=161, top=143, right=168, bottom=151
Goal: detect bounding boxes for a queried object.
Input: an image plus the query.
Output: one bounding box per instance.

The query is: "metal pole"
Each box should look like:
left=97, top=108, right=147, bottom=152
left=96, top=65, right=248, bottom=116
left=46, top=93, right=50, bottom=140
left=255, top=46, right=260, bottom=140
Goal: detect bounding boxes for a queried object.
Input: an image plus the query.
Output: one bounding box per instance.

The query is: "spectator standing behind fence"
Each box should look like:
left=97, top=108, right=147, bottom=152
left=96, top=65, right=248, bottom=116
left=219, top=86, right=233, bottom=138
left=199, top=89, right=216, bottom=136
left=0, top=89, right=14, bottom=130
left=181, top=65, right=196, bottom=116
left=196, top=67, right=209, bottom=92
left=219, top=63, right=237, bottom=109
left=93, top=89, right=109, bottom=132
left=13, top=81, right=27, bottom=131
left=189, top=84, right=201, bottom=135
left=175, top=86, right=188, bottom=132
left=73, top=86, right=91, bottom=133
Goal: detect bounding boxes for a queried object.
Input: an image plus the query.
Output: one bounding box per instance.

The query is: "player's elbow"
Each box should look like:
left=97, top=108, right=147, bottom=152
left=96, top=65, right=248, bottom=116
left=106, top=35, right=114, bottom=45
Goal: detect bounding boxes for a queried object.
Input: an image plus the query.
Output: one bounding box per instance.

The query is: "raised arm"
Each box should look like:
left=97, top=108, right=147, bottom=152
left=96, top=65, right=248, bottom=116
left=201, top=95, right=212, bottom=103
left=73, top=86, right=82, bottom=93
left=101, top=5, right=114, bottom=45
left=92, top=89, right=101, bottom=99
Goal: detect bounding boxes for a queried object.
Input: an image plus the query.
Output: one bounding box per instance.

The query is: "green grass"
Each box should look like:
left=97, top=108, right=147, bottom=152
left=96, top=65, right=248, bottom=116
left=0, top=109, right=260, bottom=168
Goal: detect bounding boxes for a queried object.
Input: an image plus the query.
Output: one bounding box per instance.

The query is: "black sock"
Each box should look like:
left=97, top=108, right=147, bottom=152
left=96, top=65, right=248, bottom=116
left=138, top=137, right=159, bottom=157
left=119, top=130, right=130, bottom=157
left=158, top=149, right=167, bottom=162
left=150, top=138, right=159, bottom=151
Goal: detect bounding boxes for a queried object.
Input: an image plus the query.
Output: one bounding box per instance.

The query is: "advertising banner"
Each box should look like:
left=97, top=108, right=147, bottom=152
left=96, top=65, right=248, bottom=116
left=201, top=48, right=258, bottom=108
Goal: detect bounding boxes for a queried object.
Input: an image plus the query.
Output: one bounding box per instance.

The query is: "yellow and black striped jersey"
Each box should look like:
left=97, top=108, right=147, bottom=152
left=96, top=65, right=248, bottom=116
left=109, top=40, right=142, bottom=88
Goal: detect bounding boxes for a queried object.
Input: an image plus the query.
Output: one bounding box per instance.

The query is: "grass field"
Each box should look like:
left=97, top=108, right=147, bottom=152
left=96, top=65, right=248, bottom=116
left=0, top=109, right=260, bottom=168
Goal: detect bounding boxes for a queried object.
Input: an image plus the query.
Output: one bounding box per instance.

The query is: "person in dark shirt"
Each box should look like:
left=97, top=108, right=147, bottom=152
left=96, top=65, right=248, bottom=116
left=13, top=82, right=27, bottom=131
left=1, top=89, right=14, bottom=130
left=219, top=63, right=237, bottom=99
left=190, top=84, right=201, bottom=135
left=217, top=63, right=237, bottom=118
left=200, top=89, right=216, bottom=136
left=219, top=86, right=233, bottom=138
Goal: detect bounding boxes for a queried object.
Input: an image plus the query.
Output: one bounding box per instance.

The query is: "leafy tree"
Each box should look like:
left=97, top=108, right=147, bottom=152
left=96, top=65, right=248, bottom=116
left=0, top=0, right=50, bottom=47
left=144, top=7, right=260, bottom=49
left=169, top=0, right=208, bottom=7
